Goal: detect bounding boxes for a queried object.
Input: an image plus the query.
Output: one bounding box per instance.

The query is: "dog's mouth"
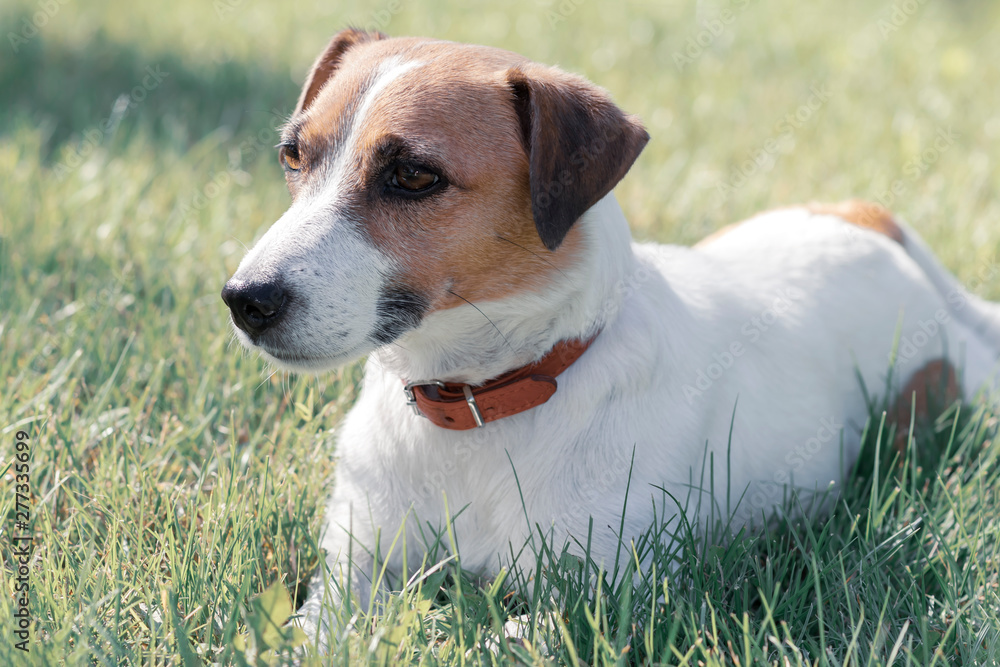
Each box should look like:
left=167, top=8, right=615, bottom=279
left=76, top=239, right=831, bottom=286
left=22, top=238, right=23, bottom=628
left=226, top=320, right=343, bottom=371
left=252, top=343, right=351, bottom=373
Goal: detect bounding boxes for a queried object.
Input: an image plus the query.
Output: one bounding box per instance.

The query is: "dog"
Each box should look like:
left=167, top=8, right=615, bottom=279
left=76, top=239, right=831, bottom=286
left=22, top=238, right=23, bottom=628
left=222, top=29, right=1000, bottom=649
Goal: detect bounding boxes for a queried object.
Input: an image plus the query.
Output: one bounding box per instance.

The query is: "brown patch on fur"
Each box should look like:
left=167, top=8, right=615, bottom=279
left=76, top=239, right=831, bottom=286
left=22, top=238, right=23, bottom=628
left=807, top=200, right=905, bottom=245
left=695, top=200, right=905, bottom=249
left=296, top=29, right=386, bottom=115
left=694, top=223, right=740, bottom=248
left=890, top=359, right=960, bottom=451
left=288, top=37, right=643, bottom=314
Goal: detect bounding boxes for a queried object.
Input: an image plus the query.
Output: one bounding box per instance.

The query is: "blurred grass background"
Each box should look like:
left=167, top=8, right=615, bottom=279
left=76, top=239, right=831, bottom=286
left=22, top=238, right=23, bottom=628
left=2, top=0, right=1000, bottom=664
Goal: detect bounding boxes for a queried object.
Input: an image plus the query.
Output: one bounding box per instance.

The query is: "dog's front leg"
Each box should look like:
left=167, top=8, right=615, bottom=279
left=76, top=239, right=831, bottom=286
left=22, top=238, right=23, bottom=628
left=295, top=514, right=379, bottom=654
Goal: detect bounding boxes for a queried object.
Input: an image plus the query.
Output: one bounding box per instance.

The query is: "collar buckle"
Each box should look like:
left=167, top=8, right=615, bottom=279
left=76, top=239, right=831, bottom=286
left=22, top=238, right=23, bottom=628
left=403, top=380, right=446, bottom=417
left=403, top=380, right=486, bottom=428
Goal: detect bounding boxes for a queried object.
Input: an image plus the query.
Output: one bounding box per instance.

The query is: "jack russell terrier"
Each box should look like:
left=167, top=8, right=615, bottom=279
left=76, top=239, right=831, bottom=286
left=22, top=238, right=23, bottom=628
left=222, top=29, right=1000, bottom=648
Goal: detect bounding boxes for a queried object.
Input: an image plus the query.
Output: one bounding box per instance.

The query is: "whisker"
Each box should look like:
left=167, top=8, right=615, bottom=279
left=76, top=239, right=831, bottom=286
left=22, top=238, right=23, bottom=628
left=256, top=368, right=278, bottom=391
left=388, top=339, right=411, bottom=353
left=230, top=235, right=251, bottom=253
left=495, top=234, right=569, bottom=280
left=447, top=289, right=515, bottom=353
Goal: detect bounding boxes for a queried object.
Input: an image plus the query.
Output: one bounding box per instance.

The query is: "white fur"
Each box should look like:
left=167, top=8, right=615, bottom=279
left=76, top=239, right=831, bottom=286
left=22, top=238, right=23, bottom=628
left=228, top=57, right=1000, bottom=653
left=283, top=197, right=1000, bottom=649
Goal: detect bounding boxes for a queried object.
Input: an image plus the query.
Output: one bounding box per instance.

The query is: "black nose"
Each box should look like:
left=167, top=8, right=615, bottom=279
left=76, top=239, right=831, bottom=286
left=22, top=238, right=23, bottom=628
left=221, top=279, right=287, bottom=337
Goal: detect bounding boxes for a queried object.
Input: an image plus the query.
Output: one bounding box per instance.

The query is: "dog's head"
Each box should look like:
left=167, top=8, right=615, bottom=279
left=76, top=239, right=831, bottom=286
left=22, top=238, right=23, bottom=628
left=222, top=30, right=648, bottom=372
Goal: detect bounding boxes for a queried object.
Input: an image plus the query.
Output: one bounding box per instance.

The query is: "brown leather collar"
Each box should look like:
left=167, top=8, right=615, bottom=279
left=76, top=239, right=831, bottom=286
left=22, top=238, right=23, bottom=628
left=403, top=336, right=598, bottom=430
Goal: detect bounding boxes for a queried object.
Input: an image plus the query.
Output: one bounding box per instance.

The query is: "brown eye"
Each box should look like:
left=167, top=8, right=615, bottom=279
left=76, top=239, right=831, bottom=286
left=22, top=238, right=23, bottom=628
left=392, top=164, right=439, bottom=191
left=279, top=145, right=301, bottom=171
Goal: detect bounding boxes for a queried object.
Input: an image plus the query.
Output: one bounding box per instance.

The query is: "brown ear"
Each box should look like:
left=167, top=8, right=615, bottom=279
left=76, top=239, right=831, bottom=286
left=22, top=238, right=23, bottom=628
left=296, top=28, right=386, bottom=114
left=506, top=64, right=649, bottom=251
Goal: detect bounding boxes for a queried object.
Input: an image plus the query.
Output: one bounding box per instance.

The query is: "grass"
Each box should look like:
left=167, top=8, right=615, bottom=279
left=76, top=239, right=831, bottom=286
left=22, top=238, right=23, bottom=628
left=2, top=0, right=1000, bottom=663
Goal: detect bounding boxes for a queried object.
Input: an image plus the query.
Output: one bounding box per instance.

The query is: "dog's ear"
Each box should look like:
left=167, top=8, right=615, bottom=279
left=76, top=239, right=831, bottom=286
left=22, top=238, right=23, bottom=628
left=296, top=28, right=386, bottom=114
left=506, top=64, right=649, bottom=251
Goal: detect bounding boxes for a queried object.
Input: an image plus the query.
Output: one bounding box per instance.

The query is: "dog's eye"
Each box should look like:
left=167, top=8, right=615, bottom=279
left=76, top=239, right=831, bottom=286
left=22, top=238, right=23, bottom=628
left=392, top=165, right=439, bottom=192
left=279, top=144, right=301, bottom=172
